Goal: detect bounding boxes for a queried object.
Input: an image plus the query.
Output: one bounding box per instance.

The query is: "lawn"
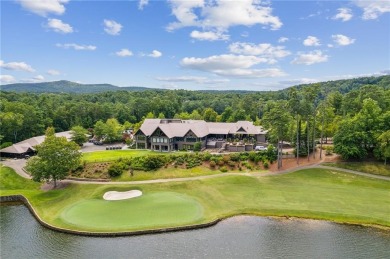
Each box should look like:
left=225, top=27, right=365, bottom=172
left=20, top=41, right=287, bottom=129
left=82, top=150, right=152, bottom=162
left=1, top=165, right=389, bottom=233
left=323, top=161, right=390, bottom=177
left=82, top=150, right=179, bottom=162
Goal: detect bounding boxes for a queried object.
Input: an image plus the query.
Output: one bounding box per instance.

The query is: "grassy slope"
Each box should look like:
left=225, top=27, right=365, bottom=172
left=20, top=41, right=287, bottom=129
left=1, top=165, right=389, bottom=232
left=323, top=162, right=390, bottom=177
left=81, top=150, right=186, bottom=163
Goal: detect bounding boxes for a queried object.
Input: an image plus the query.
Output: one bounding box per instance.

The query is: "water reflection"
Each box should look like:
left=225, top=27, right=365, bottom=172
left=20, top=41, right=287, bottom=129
left=1, top=205, right=389, bottom=259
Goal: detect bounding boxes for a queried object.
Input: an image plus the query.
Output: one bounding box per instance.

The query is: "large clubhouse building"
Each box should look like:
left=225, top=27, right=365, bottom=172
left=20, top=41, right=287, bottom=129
left=134, top=119, right=267, bottom=152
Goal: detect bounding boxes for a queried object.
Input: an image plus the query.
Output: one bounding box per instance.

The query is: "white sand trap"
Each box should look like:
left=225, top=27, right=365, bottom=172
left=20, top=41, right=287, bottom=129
left=103, top=190, right=143, bottom=201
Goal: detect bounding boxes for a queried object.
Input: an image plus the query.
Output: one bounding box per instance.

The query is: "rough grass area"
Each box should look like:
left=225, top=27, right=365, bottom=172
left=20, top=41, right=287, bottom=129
left=1, top=165, right=389, bottom=232
left=323, top=162, right=390, bottom=177
left=114, top=166, right=223, bottom=181
left=60, top=192, right=203, bottom=231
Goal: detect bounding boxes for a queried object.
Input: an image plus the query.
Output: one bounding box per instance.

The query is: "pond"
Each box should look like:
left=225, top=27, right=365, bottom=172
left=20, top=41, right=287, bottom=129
left=1, top=204, right=389, bottom=259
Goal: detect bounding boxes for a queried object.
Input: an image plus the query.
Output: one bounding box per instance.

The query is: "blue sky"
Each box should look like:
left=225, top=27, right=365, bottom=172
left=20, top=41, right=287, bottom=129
left=1, top=0, right=389, bottom=90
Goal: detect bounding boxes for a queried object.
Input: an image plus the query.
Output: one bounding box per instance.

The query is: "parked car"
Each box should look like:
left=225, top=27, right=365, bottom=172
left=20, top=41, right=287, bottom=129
left=255, top=145, right=267, bottom=151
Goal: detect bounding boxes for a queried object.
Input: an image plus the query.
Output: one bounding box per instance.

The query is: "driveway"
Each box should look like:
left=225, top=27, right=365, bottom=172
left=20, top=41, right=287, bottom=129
left=1, top=159, right=30, bottom=179
left=80, top=142, right=127, bottom=153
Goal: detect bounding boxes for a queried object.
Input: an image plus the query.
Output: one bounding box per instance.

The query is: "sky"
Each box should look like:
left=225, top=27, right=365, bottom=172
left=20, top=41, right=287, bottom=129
left=1, top=0, right=389, bottom=91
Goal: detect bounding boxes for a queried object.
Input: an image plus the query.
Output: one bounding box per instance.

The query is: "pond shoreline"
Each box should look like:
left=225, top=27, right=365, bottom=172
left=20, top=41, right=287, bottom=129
left=1, top=194, right=389, bottom=237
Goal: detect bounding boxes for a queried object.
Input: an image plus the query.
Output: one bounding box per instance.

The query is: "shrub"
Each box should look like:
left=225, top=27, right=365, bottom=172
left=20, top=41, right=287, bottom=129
left=201, top=152, right=212, bottom=161
left=324, top=146, right=333, bottom=156
left=228, top=161, right=236, bottom=168
left=239, top=152, right=250, bottom=161
left=263, top=161, right=269, bottom=169
left=194, top=142, right=202, bottom=151
left=217, top=160, right=225, bottom=166
left=219, top=166, right=228, bottom=172
left=222, top=155, right=231, bottom=163
left=209, top=160, right=216, bottom=168
left=108, top=163, right=123, bottom=177
left=230, top=153, right=240, bottom=162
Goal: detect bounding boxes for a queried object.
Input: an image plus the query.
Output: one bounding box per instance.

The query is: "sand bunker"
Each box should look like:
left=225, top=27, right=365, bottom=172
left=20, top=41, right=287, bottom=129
left=103, top=190, right=143, bottom=201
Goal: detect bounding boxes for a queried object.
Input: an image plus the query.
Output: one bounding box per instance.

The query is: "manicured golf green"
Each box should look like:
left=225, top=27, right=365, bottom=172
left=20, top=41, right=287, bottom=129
left=1, top=165, right=390, bottom=232
left=60, top=192, right=203, bottom=231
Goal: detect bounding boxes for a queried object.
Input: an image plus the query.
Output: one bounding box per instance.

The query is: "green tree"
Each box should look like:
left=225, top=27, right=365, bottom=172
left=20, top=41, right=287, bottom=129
left=70, top=125, right=88, bottom=146
left=0, top=112, right=24, bottom=143
left=333, top=118, right=367, bottom=160
left=288, top=88, right=302, bottom=165
left=105, top=118, right=123, bottom=143
left=377, top=131, right=390, bottom=165
left=262, top=101, right=291, bottom=169
left=203, top=108, right=218, bottom=122
left=93, top=120, right=106, bottom=139
left=26, top=127, right=81, bottom=187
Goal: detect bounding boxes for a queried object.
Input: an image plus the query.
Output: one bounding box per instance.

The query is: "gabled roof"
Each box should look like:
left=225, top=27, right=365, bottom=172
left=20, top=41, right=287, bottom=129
left=137, top=119, right=266, bottom=138
left=0, top=144, right=34, bottom=154
left=0, top=131, right=73, bottom=154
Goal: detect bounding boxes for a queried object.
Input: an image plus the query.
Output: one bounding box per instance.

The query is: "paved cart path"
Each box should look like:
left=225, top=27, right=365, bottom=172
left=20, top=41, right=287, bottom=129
left=2, top=159, right=389, bottom=186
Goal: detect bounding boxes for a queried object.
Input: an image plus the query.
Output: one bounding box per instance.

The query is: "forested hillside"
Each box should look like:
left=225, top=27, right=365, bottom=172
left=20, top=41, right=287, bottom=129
left=1, top=80, right=154, bottom=93
left=1, top=75, right=389, bottom=162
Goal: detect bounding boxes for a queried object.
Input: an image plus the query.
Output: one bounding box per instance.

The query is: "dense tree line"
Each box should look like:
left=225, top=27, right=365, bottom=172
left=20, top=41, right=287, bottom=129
left=1, top=75, right=389, bottom=164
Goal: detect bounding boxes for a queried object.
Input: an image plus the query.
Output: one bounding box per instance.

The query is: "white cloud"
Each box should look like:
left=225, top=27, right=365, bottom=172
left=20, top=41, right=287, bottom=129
left=16, top=0, right=69, bottom=16
left=228, top=42, right=290, bottom=63
left=291, top=50, right=329, bottom=65
left=180, top=54, right=286, bottom=78
left=353, top=0, right=390, bottom=20
left=138, top=0, right=149, bottom=10
left=332, top=8, right=353, bottom=22
left=47, top=18, right=73, bottom=33
left=103, top=19, right=122, bottom=36
left=116, top=49, right=133, bottom=57
left=47, top=69, right=60, bottom=75
left=167, top=0, right=282, bottom=32
left=303, top=36, right=321, bottom=46
left=148, top=50, right=162, bottom=58
left=190, top=30, right=229, bottom=41
left=155, top=76, right=229, bottom=84
left=21, top=75, right=45, bottom=83
left=0, top=75, right=16, bottom=83
left=34, top=75, right=45, bottom=81
left=241, top=31, right=249, bottom=38
left=0, top=60, right=35, bottom=72
left=279, top=78, right=319, bottom=86
left=278, top=37, right=289, bottom=43
left=332, top=34, right=355, bottom=46
left=56, top=43, right=97, bottom=50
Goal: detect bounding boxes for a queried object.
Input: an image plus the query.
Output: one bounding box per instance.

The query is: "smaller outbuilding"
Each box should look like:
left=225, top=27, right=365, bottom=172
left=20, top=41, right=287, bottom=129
left=0, top=131, right=72, bottom=158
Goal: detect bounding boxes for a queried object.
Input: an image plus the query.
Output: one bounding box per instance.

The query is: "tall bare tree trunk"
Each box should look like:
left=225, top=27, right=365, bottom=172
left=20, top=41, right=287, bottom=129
left=277, top=137, right=280, bottom=169
left=307, top=119, right=310, bottom=161
left=281, top=140, right=283, bottom=168
left=320, top=113, right=324, bottom=159
left=312, top=114, right=316, bottom=159
left=296, top=115, right=299, bottom=165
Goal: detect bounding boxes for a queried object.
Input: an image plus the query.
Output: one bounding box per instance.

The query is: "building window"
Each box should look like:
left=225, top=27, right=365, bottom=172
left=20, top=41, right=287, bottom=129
left=138, top=135, right=146, bottom=141
left=176, top=137, right=184, bottom=142
left=186, top=137, right=197, bottom=142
